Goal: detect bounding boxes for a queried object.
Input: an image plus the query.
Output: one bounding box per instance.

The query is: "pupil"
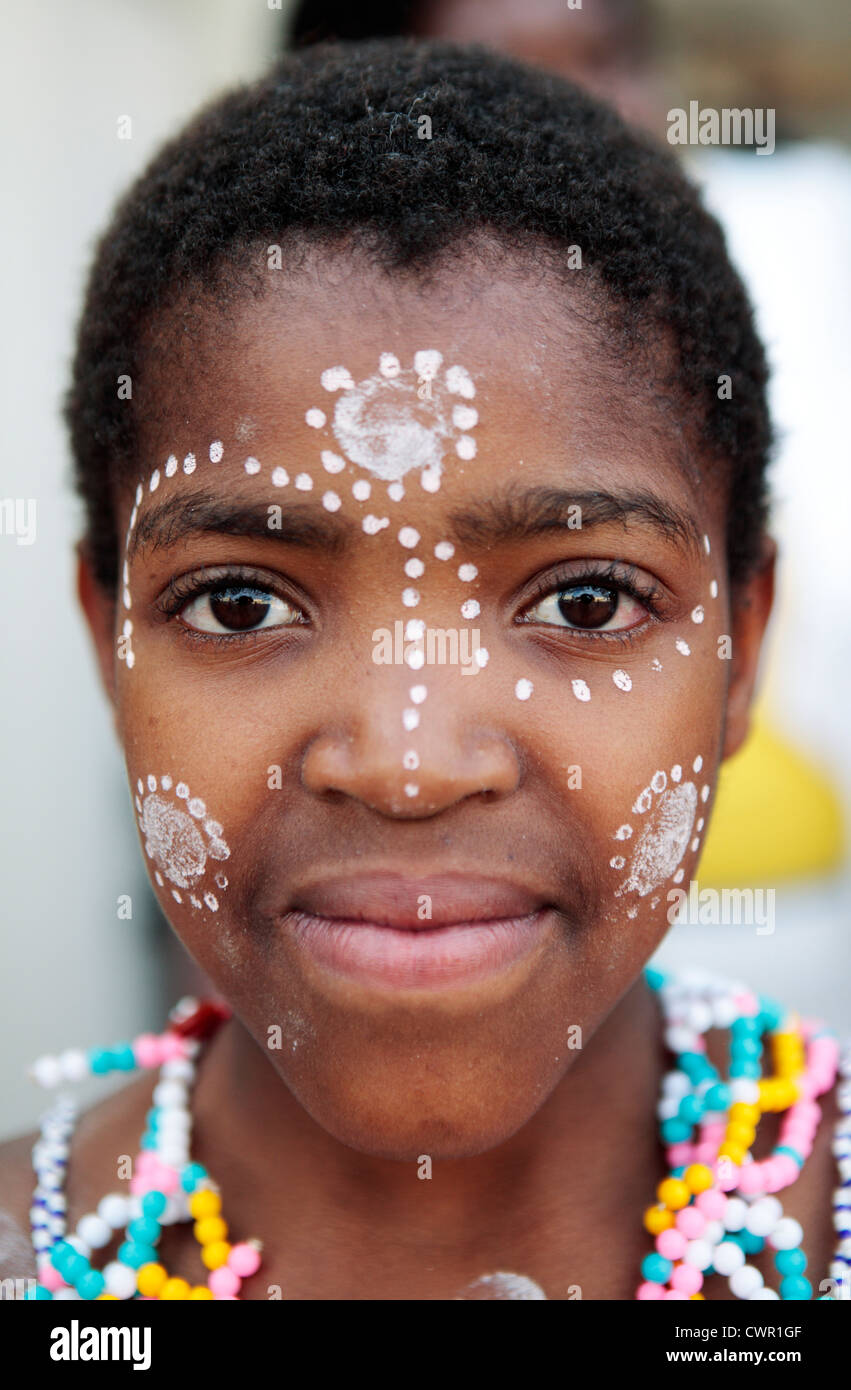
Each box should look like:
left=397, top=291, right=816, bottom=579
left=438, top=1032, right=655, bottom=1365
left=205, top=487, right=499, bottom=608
left=210, top=587, right=271, bottom=631
left=557, top=584, right=617, bottom=629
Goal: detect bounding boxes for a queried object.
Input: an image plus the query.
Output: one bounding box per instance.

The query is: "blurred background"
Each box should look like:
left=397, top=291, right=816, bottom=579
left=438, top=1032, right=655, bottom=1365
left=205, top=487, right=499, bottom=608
left=1, top=0, right=849, bottom=1139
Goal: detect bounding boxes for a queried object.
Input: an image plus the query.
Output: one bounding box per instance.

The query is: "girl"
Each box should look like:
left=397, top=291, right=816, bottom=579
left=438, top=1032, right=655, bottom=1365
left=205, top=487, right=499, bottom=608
left=2, top=39, right=847, bottom=1302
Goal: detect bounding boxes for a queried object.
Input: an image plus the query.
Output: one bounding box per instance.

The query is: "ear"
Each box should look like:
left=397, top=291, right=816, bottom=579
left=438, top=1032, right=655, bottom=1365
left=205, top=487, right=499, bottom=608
left=722, top=537, right=776, bottom=760
left=76, top=541, right=119, bottom=722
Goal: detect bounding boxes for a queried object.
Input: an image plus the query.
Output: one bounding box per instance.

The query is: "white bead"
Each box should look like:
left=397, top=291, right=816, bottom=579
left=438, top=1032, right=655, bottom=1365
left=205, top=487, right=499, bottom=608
left=832, top=1137, right=851, bottom=1158
left=53, top=1287, right=81, bottom=1300
left=664, top=1026, right=697, bottom=1053
left=730, top=1264, right=764, bottom=1298
left=711, top=997, right=738, bottom=1029
left=31, top=1056, right=63, bottom=1088
left=32, top=1230, right=51, bottom=1251
left=65, top=1234, right=91, bottom=1258
left=712, top=1241, right=746, bottom=1275
left=749, top=1287, right=780, bottom=1300
left=833, top=1188, right=851, bottom=1208
left=160, top=1195, right=187, bottom=1225
left=729, top=1079, right=760, bottom=1104
left=76, top=1213, right=112, bottom=1249
left=58, top=1049, right=89, bottom=1083
left=703, top=1220, right=724, bottom=1247
left=839, top=1157, right=851, bottom=1181
left=657, top=1098, right=680, bottom=1121
left=157, top=1108, right=190, bottom=1131
left=722, top=1198, right=748, bottom=1232
left=769, top=1217, right=804, bottom=1250
left=161, top=1058, right=195, bottom=1082
left=152, top=1080, right=188, bottom=1108
left=840, top=1237, right=851, bottom=1259
left=97, top=1193, right=129, bottom=1228
left=834, top=1211, right=851, bottom=1232
left=662, top=1070, right=691, bottom=1099
left=158, top=1145, right=188, bottom=1168
left=744, top=1197, right=783, bottom=1236
left=103, top=1261, right=138, bottom=1299
left=684, top=1239, right=713, bottom=1270
left=685, top=1002, right=713, bottom=1033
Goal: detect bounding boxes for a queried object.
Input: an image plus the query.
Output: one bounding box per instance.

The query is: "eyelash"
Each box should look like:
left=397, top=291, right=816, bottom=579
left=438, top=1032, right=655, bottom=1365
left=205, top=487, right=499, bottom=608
left=517, top=561, right=663, bottom=643
left=157, top=566, right=308, bottom=645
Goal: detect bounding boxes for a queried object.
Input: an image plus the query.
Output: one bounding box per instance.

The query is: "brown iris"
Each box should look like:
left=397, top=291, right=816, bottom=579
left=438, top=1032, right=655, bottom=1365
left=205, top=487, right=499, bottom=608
left=209, top=587, right=271, bottom=632
left=556, top=583, right=618, bottom=629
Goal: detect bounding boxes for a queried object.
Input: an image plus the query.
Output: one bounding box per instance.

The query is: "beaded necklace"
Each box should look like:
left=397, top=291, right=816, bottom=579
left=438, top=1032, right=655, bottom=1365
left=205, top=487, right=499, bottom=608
left=23, top=971, right=851, bottom=1301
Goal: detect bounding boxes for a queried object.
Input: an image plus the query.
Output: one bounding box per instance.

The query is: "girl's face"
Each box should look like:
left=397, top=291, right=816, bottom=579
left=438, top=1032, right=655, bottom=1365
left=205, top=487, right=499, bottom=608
left=81, top=250, right=772, bottom=1159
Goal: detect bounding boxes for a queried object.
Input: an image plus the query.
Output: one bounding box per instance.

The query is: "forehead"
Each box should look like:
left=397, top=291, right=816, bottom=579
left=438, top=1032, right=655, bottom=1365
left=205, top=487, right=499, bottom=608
left=132, top=246, right=705, bottom=529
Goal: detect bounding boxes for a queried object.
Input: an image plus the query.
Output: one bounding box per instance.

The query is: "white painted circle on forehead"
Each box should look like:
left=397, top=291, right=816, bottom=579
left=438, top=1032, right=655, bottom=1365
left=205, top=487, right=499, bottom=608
left=671, top=765, right=682, bottom=782
left=322, top=491, right=341, bottom=512
left=458, top=564, right=478, bottom=582
left=456, top=436, right=477, bottom=460
left=410, top=685, right=428, bottom=704
left=272, top=467, right=289, bottom=487
left=398, top=527, right=420, bottom=549
left=446, top=365, right=476, bottom=398
left=244, top=457, right=261, bottom=475
left=452, top=405, right=478, bottom=431
left=421, top=467, right=441, bottom=493
left=209, top=440, right=223, bottom=462
left=352, top=480, right=371, bottom=500
left=414, top=349, right=442, bottom=379
left=183, top=454, right=196, bottom=474
left=691, top=605, right=705, bottom=624
left=461, top=599, right=480, bottom=619
left=295, top=474, right=313, bottom=491
left=388, top=481, right=405, bottom=501
left=321, top=366, right=355, bottom=392
left=165, top=455, right=178, bottom=477
left=675, top=638, right=691, bottom=656
left=333, top=376, right=450, bottom=482
left=402, top=588, right=420, bottom=607
left=710, top=580, right=719, bottom=598
left=322, top=451, right=345, bottom=473
left=515, top=679, right=533, bottom=701
left=363, top=514, right=389, bottom=534
left=405, top=558, right=425, bottom=579
left=403, top=708, right=420, bottom=731
left=150, top=470, right=160, bottom=492
left=693, top=755, right=703, bottom=773
left=571, top=679, right=591, bottom=701
left=405, top=619, right=425, bottom=640
left=435, top=541, right=455, bottom=560
left=306, top=408, right=326, bottom=429
left=379, top=353, right=401, bottom=378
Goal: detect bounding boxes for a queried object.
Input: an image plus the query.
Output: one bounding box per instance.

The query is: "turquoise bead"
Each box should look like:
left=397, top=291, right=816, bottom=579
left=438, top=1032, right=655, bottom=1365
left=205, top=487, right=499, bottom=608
left=25, top=1284, right=52, bottom=1299
left=731, top=1230, right=764, bottom=1255
left=678, top=1094, right=703, bottom=1125
left=730, top=1059, right=761, bottom=1079
left=127, top=1216, right=161, bottom=1246
left=181, top=1162, right=208, bottom=1193
left=661, top=1118, right=690, bottom=1143
left=642, top=1253, right=672, bottom=1283
left=140, top=1131, right=157, bottom=1150
left=704, top=1082, right=729, bottom=1111
left=50, top=1239, right=75, bottom=1273
left=645, top=967, right=667, bottom=991
left=780, top=1275, right=812, bottom=1301
left=78, top=1269, right=106, bottom=1299
left=88, top=1047, right=114, bottom=1074
left=117, top=1241, right=158, bottom=1269
left=145, top=1107, right=161, bottom=1130
left=111, top=1043, right=136, bottom=1071
left=141, top=1190, right=168, bottom=1219
left=65, top=1252, right=90, bottom=1282
left=758, top=996, right=784, bottom=1030
left=775, top=1248, right=807, bottom=1276
left=775, top=1145, right=803, bottom=1167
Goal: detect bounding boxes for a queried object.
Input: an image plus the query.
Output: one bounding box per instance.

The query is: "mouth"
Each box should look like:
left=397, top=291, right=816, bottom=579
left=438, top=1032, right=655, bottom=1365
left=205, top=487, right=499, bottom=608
left=279, top=873, right=558, bottom=991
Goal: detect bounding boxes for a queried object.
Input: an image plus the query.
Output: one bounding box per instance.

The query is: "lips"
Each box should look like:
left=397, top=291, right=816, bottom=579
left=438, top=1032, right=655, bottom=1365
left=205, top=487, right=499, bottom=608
left=280, top=872, right=556, bottom=990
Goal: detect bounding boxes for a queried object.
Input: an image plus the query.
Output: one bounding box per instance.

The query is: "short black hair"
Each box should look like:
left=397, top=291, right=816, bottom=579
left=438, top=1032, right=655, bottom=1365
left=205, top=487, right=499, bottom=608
left=66, top=38, right=772, bottom=592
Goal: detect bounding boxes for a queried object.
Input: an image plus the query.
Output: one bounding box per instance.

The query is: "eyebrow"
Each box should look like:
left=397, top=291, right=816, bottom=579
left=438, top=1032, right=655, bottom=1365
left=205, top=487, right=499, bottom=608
left=449, top=486, right=703, bottom=554
left=127, top=491, right=349, bottom=561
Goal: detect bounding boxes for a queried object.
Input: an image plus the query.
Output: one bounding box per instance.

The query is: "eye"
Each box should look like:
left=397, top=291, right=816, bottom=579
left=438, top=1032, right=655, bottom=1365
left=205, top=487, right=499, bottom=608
left=180, top=584, right=304, bottom=635
left=522, top=580, right=647, bottom=632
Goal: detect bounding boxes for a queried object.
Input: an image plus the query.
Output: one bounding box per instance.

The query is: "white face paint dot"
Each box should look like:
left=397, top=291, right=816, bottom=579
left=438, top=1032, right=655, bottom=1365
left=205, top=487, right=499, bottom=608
left=456, top=436, right=477, bottom=460
left=352, top=480, right=371, bottom=501
left=651, top=770, right=668, bottom=794
left=452, top=405, right=478, bottom=431
left=209, top=440, right=223, bottom=463
left=572, top=679, right=591, bottom=702
left=363, top=514, right=389, bottom=534
left=244, top=457, right=261, bottom=475
left=458, top=563, right=478, bottom=582
left=175, top=782, right=189, bottom=800
left=403, top=707, right=420, bottom=731
left=204, top=820, right=222, bottom=838
left=627, top=905, right=639, bottom=919
left=700, top=785, right=711, bottom=803
left=406, top=650, right=425, bottom=670
left=321, top=450, right=345, bottom=473
left=420, top=467, right=441, bottom=493
left=610, top=856, right=626, bottom=870
left=165, top=454, right=178, bottom=477
left=434, top=541, right=455, bottom=560
left=322, top=491, right=341, bottom=512
left=137, top=778, right=144, bottom=794
left=414, top=349, right=442, bottom=379
left=123, top=588, right=131, bottom=609
left=703, top=534, right=711, bottom=555
left=272, top=467, right=289, bottom=487
left=671, top=765, right=682, bottom=782
left=410, top=684, right=428, bottom=704
left=295, top=473, right=313, bottom=491
left=183, top=454, right=196, bottom=474
left=405, top=619, right=425, bottom=640
left=123, top=619, right=132, bottom=637
left=691, top=837, right=700, bottom=853
left=404, top=783, right=419, bottom=798
left=675, top=638, right=691, bottom=656
left=461, top=599, right=480, bottom=620
left=710, top=580, right=719, bottom=598
left=188, top=798, right=206, bottom=818
left=203, top=892, right=219, bottom=912
left=147, top=774, right=157, bottom=792
left=475, top=647, right=489, bottom=668
left=172, top=890, right=182, bottom=903
left=633, top=788, right=653, bottom=814
left=403, top=751, right=420, bottom=771
left=155, top=871, right=164, bottom=887
left=696, top=819, right=704, bottom=832
left=149, top=470, right=160, bottom=492
left=398, top=527, right=420, bottom=549
left=305, top=408, right=326, bottom=429
left=651, top=658, right=663, bottom=671
left=673, top=869, right=685, bottom=884
left=446, top=364, right=475, bottom=398
left=613, top=669, right=632, bottom=692
left=402, top=588, right=420, bottom=607
left=125, top=651, right=135, bottom=669
left=135, top=484, right=143, bottom=505
left=405, top=558, right=425, bottom=579
left=388, top=482, right=405, bottom=501
left=515, top=678, right=534, bottom=701
left=614, top=824, right=633, bottom=840
left=693, top=755, right=703, bottom=773
left=321, top=366, right=355, bottom=392
left=691, top=605, right=705, bottom=624
left=379, top=353, right=401, bottom=378
left=160, top=775, right=172, bottom=791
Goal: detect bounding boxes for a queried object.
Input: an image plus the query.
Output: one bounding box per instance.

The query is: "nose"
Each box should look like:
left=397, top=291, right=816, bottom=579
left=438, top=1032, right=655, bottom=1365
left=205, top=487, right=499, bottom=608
left=300, top=679, right=522, bottom=817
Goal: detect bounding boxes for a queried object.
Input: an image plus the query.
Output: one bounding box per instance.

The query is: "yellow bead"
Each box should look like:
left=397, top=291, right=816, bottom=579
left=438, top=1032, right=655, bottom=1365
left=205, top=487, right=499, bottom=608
left=684, top=1164, right=714, bottom=1195
left=96, top=1293, right=118, bottom=1299
left=718, top=1141, right=746, bottom=1165
left=159, top=1277, right=191, bottom=1300
left=644, top=1204, right=675, bottom=1235
left=137, top=1263, right=168, bottom=1297
left=729, top=1102, right=760, bottom=1126
left=690, top=1293, right=705, bottom=1300
left=657, top=1177, right=690, bottom=1211
left=201, top=1240, right=232, bottom=1270
left=194, top=1215, right=228, bottom=1246
left=726, top=1122, right=755, bottom=1148
left=189, top=1189, right=222, bottom=1221
left=189, top=1286, right=214, bottom=1300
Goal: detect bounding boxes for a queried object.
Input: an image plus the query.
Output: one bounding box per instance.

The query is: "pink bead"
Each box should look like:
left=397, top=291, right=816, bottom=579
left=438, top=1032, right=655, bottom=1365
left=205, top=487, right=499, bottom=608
left=715, top=1160, right=739, bottom=1191
left=665, top=1289, right=689, bottom=1300
left=208, top=1266, right=241, bottom=1297
left=671, top=1264, right=703, bottom=1295
left=135, top=1152, right=158, bottom=1175
left=695, top=1189, right=726, bottom=1220
left=158, top=1032, right=188, bottom=1061
left=696, top=1143, right=718, bottom=1165
left=133, top=1034, right=162, bottom=1068
left=227, top=1243, right=262, bottom=1278
left=637, top=1281, right=665, bottom=1300
left=771, top=1155, right=800, bottom=1188
left=213, top=1294, right=239, bottom=1300
left=733, top=991, right=759, bottom=1016
left=152, top=1164, right=178, bottom=1196
left=737, top=1163, right=766, bottom=1194
left=668, top=1144, right=693, bottom=1166
left=702, top=1122, right=725, bottom=1141
left=676, top=1207, right=705, bottom=1239
left=39, top=1261, right=66, bottom=1292
left=129, top=1173, right=149, bottom=1195
left=657, top=1229, right=687, bottom=1260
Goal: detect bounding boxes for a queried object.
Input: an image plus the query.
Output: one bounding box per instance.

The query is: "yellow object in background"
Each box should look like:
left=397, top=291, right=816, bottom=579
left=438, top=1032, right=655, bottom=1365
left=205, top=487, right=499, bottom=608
left=699, top=715, right=845, bottom=886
